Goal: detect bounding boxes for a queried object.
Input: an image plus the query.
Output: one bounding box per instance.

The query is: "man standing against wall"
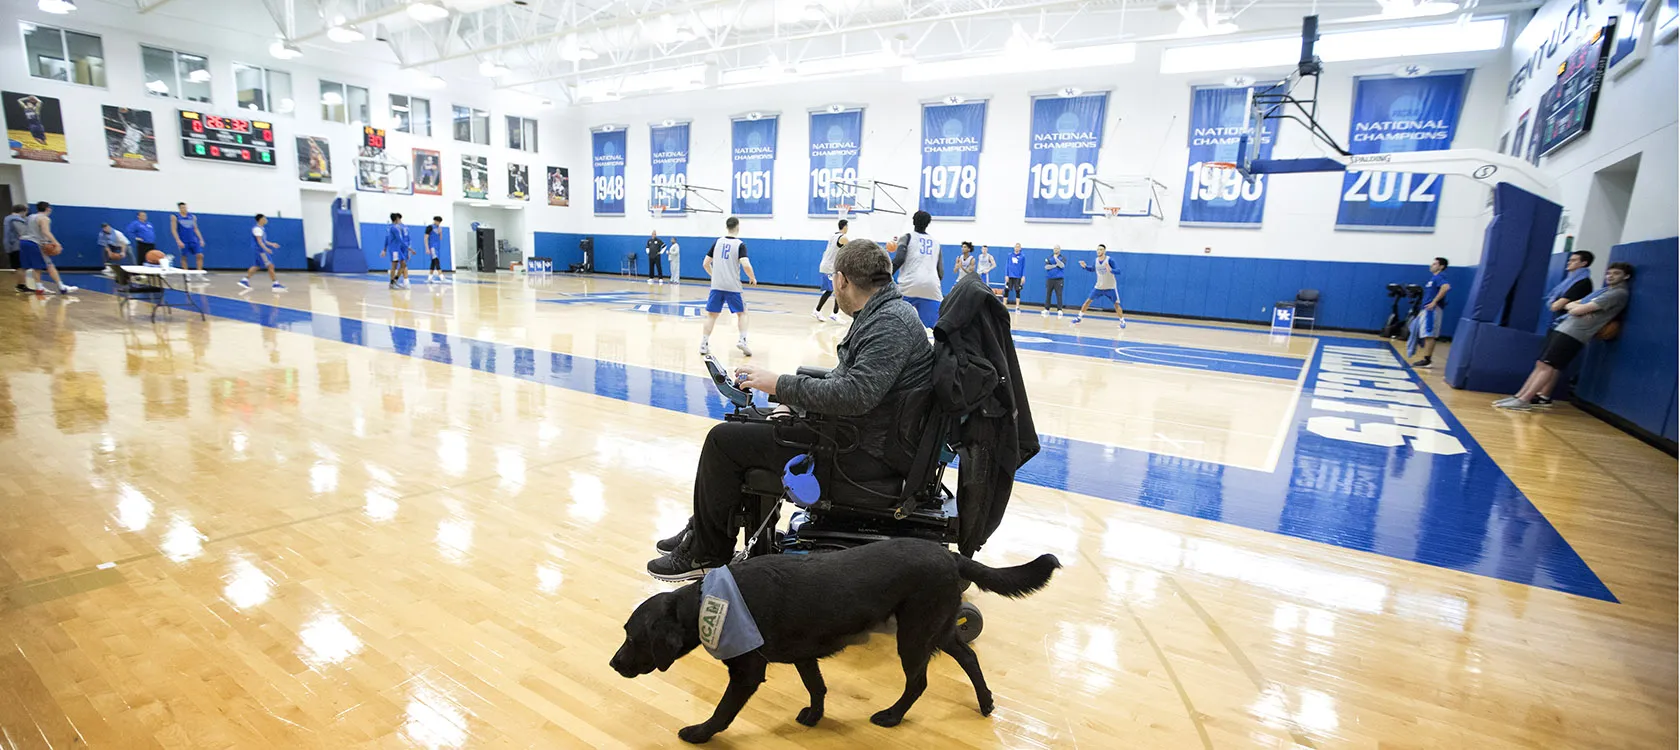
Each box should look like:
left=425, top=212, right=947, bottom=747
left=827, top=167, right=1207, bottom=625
left=1496, top=262, right=1633, bottom=411
left=1043, top=245, right=1066, bottom=316
left=1409, top=257, right=1452, bottom=368
left=1003, top=243, right=1026, bottom=312
left=646, top=230, right=665, bottom=284
left=126, top=211, right=156, bottom=260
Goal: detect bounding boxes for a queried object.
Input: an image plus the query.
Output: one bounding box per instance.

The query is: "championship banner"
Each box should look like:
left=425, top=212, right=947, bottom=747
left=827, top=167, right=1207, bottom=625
left=296, top=136, right=331, bottom=182
left=507, top=163, right=529, bottom=201
left=462, top=155, right=488, bottom=199
left=1025, top=92, right=1107, bottom=222
left=650, top=122, right=690, bottom=212
left=3, top=91, right=68, bottom=163
left=919, top=100, right=986, bottom=219
left=731, top=115, right=778, bottom=216
left=808, top=108, right=862, bottom=216
left=413, top=149, right=442, bottom=195
left=103, top=106, right=157, bottom=171
left=1181, top=85, right=1277, bottom=227
left=592, top=127, right=627, bottom=215
left=547, top=166, right=570, bottom=206
left=1335, top=72, right=1470, bottom=232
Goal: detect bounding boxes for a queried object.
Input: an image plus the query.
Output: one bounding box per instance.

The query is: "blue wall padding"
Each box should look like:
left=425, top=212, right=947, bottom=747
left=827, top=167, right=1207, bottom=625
left=40, top=204, right=306, bottom=270
left=1444, top=320, right=1545, bottom=395
left=1460, top=184, right=1563, bottom=328
left=1575, top=237, right=1678, bottom=443
left=533, top=230, right=1475, bottom=334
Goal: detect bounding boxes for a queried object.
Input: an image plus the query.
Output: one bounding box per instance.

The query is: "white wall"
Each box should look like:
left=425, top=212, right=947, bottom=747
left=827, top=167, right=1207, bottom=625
left=0, top=5, right=569, bottom=254
left=554, top=34, right=1514, bottom=267
left=1503, top=0, right=1679, bottom=249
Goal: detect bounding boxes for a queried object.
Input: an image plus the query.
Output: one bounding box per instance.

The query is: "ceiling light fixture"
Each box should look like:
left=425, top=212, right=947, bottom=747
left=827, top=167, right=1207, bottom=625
left=38, top=0, right=76, bottom=13
left=1376, top=0, right=1459, bottom=18
left=407, top=0, right=450, bottom=23
left=327, top=25, right=366, bottom=44
left=479, top=60, right=511, bottom=77
left=269, top=40, right=303, bottom=59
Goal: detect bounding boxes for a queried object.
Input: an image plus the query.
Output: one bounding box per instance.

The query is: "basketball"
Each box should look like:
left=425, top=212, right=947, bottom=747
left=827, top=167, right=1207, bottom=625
left=146, top=249, right=166, bottom=265
left=1597, top=320, right=1622, bottom=340
left=42, top=241, right=61, bottom=257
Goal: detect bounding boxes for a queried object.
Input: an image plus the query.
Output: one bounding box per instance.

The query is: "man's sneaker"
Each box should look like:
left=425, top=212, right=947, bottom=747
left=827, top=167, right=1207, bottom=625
left=811, top=310, right=825, bottom=321
left=1494, top=399, right=1533, bottom=411
left=100, top=267, right=114, bottom=278
left=647, top=545, right=721, bottom=582
left=1119, top=318, right=1128, bottom=329
left=737, top=338, right=752, bottom=356
left=271, top=283, right=286, bottom=292
left=1039, top=309, right=1047, bottom=316
left=1492, top=397, right=1521, bottom=407
left=15, top=284, right=30, bottom=293
left=238, top=278, right=251, bottom=289
left=57, top=285, right=77, bottom=294
left=1412, top=357, right=1433, bottom=368
left=656, top=525, right=691, bottom=554
left=699, top=339, right=711, bottom=356
left=1533, top=395, right=1555, bottom=408
left=1071, top=316, right=1083, bottom=324
left=829, top=314, right=841, bottom=322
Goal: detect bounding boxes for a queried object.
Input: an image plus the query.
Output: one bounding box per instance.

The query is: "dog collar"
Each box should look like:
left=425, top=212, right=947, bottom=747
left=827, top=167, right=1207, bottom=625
left=698, top=566, right=764, bottom=660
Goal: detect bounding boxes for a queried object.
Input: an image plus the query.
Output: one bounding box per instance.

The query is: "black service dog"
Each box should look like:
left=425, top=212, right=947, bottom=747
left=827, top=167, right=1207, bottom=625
left=610, top=538, right=1060, bottom=743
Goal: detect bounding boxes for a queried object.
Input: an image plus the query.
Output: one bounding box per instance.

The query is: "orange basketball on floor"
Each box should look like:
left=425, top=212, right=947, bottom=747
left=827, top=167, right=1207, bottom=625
left=145, top=249, right=166, bottom=265
left=42, top=241, right=61, bottom=257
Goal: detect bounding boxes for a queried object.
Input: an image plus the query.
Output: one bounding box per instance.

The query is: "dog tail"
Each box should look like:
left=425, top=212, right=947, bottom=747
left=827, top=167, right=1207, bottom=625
left=955, top=553, right=1061, bottom=599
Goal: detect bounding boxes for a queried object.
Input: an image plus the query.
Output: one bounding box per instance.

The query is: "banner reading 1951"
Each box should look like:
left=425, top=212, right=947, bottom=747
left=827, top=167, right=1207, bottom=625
left=919, top=100, right=986, bottom=219
left=731, top=115, right=778, bottom=217
left=1336, top=71, right=1469, bottom=232
left=808, top=108, right=862, bottom=217
left=1025, top=92, right=1108, bottom=221
left=591, top=126, right=627, bottom=216
left=650, top=121, right=690, bottom=212
left=1181, top=85, right=1278, bottom=228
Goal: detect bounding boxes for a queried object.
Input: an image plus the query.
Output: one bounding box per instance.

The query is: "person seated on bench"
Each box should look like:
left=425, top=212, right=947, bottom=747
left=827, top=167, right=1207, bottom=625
left=647, top=239, right=935, bottom=581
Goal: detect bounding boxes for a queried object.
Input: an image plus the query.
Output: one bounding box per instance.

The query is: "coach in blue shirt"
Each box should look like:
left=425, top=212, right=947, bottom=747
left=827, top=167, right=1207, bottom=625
left=1004, top=243, right=1026, bottom=311
left=125, top=211, right=156, bottom=255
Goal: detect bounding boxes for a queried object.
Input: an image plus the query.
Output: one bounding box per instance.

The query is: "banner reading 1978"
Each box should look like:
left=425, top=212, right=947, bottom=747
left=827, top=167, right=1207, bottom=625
left=919, top=100, right=986, bottom=219
left=731, top=114, right=778, bottom=216
left=591, top=126, right=627, bottom=216
left=1025, top=92, right=1108, bottom=222
left=808, top=108, right=862, bottom=216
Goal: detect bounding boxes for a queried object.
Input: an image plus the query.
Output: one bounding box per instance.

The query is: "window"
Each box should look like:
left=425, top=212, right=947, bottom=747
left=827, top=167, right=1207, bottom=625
left=20, top=22, right=105, bottom=86
left=507, top=115, right=539, bottom=152
left=390, top=94, right=431, bottom=136
left=321, top=80, right=370, bottom=125
left=233, top=63, right=293, bottom=114
left=453, top=105, right=489, bottom=145
left=141, top=45, right=210, bottom=102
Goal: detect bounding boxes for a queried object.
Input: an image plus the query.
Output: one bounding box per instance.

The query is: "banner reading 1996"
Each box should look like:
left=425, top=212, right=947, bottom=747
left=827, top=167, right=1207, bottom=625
left=591, top=126, right=627, bottom=216
left=919, top=100, right=986, bottom=219
left=650, top=122, right=690, bottom=212
left=1025, top=92, right=1108, bottom=222
left=1181, top=85, right=1278, bottom=228
left=808, top=108, right=862, bottom=217
left=731, top=114, right=778, bottom=216
left=1336, top=71, right=1469, bottom=232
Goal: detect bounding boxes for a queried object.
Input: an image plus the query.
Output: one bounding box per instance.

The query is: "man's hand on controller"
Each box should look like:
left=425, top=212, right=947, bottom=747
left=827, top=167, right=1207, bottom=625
left=735, top=364, right=779, bottom=396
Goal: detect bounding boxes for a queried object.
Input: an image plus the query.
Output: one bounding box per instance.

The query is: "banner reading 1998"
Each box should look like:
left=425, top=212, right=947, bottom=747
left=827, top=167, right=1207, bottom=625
left=591, top=126, right=627, bottom=216
left=1181, top=85, right=1278, bottom=228
left=919, top=100, right=986, bottom=219
left=650, top=122, right=690, bottom=212
left=1025, top=92, right=1108, bottom=222
left=808, top=108, right=862, bottom=217
left=1336, top=71, right=1469, bottom=232
left=731, top=115, right=778, bottom=217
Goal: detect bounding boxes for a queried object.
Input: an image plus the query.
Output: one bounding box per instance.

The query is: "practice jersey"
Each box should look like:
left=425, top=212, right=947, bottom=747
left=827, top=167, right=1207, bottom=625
left=819, top=232, right=843, bottom=274
left=1092, top=256, right=1117, bottom=290
left=708, top=236, right=748, bottom=293
left=251, top=225, right=267, bottom=252
left=896, top=231, right=943, bottom=300
left=1424, top=272, right=1449, bottom=308
left=425, top=224, right=442, bottom=252
left=175, top=213, right=199, bottom=241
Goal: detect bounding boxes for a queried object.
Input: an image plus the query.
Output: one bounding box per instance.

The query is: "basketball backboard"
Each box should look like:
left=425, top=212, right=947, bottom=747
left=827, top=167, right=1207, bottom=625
left=1081, top=176, right=1166, bottom=220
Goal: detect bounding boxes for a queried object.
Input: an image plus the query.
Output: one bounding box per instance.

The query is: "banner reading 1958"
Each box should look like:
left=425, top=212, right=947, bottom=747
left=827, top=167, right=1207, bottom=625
left=591, top=126, right=627, bottom=216
left=1181, top=85, right=1278, bottom=228
left=1025, top=92, right=1108, bottom=222
left=731, top=115, right=778, bottom=217
left=650, top=121, right=690, bottom=212
left=808, top=108, right=862, bottom=216
left=919, top=100, right=986, bottom=219
left=1336, top=71, right=1469, bottom=232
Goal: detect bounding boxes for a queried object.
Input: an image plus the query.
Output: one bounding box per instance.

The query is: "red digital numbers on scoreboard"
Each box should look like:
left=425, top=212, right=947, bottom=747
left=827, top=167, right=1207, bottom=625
left=192, top=120, right=204, bottom=133
left=363, top=126, right=386, bottom=151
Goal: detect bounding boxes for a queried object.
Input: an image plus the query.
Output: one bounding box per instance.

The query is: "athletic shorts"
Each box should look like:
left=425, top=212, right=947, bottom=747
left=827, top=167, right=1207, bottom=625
left=819, top=275, right=833, bottom=292
left=390, top=250, right=409, bottom=264
left=18, top=239, right=47, bottom=270
left=180, top=240, right=202, bottom=256
left=1416, top=307, right=1443, bottom=339
left=253, top=250, right=272, bottom=268
left=706, top=290, right=745, bottom=314
left=906, top=296, right=941, bottom=328
left=1538, top=329, right=1586, bottom=369
left=1006, top=277, right=1023, bottom=291
left=1087, top=288, right=1118, bottom=305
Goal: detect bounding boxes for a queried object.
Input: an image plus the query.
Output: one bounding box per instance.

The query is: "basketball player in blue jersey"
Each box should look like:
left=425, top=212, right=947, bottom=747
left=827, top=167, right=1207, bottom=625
left=381, top=213, right=412, bottom=289
left=171, top=202, right=206, bottom=271
left=812, top=218, right=847, bottom=321
left=889, top=210, right=944, bottom=329
left=423, top=216, right=444, bottom=284
left=1072, top=244, right=1125, bottom=327
left=701, top=216, right=758, bottom=356
left=239, top=214, right=284, bottom=291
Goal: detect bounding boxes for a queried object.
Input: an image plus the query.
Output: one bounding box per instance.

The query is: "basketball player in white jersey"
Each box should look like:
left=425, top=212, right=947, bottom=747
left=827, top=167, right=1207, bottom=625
left=701, top=216, right=757, bottom=356
left=812, top=218, right=847, bottom=321
left=889, top=210, right=944, bottom=329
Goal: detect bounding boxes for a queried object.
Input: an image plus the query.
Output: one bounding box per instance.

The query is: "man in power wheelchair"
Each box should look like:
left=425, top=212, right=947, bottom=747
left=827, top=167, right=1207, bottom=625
left=647, top=240, right=1039, bottom=621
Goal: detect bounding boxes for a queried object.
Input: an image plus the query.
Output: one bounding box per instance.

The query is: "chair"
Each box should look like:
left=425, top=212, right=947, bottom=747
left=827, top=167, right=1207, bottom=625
left=111, top=266, right=168, bottom=322
left=1275, top=289, right=1319, bottom=331
left=620, top=251, right=639, bottom=277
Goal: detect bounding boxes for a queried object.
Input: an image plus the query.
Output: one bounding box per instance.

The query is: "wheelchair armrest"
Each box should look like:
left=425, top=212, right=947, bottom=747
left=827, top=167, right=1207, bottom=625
left=796, top=365, right=833, bottom=379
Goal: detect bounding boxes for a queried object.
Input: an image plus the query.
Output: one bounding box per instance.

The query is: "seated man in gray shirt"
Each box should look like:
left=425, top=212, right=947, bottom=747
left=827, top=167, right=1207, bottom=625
left=1496, top=261, right=1633, bottom=411
left=646, top=239, right=936, bottom=580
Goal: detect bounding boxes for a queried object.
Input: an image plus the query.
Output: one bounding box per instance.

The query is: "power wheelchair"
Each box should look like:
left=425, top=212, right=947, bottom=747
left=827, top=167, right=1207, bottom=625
left=701, top=355, right=985, bottom=643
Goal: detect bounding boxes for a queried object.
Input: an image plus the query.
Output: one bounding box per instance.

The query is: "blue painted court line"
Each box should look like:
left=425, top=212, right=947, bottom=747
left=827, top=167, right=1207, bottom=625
left=1011, top=329, right=1305, bottom=380
left=67, top=274, right=1613, bottom=601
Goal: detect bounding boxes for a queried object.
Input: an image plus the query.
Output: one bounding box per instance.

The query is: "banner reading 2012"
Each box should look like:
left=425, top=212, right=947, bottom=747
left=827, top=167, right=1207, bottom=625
left=1025, top=92, right=1108, bottom=222
left=1336, top=72, right=1469, bottom=232
left=650, top=122, right=690, bottom=212
left=919, top=100, right=986, bottom=219
left=591, top=126, right=627, bottom=216
left=1181, top=85, right=1278, bottom=228
left=808, top=108, right=862, bottom=216
left=731, top=115, right=778, bottom=216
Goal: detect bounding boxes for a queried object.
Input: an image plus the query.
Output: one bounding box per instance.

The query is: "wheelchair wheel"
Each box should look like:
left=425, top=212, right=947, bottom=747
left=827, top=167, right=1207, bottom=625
left=955, top=602, right=982, bottom=644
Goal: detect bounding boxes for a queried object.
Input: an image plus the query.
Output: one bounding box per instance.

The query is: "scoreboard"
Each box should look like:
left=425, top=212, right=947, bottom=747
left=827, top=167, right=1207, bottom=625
left=1536, top=18, right=1616, bottom=159
left=179, top=109, right=276, bottom=166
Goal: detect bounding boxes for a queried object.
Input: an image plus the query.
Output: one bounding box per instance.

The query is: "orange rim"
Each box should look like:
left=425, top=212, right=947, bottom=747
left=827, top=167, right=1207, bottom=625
left=1205, top=161, right=1239, bottom=170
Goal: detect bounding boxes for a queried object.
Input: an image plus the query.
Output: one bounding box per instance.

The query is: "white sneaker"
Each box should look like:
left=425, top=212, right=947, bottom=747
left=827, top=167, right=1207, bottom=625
left=1040, top=309, right=1048, bottom=316
left=272, top=283, right=286, bottom=291
left=100, top=267, right=114, bottom=278
left=811, top=310, right=825, bottom=321
left=58, top=285, right=78, bottom=294
left=699, top=339, right=710, bottom=355
left=736, top=338, right=752, bottom=356
left=829, top=314, right=841, bottom=322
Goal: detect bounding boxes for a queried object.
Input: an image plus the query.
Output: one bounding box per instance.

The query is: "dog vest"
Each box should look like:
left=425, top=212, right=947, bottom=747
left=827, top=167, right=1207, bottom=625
left=698, top=566, right=764, bottom=660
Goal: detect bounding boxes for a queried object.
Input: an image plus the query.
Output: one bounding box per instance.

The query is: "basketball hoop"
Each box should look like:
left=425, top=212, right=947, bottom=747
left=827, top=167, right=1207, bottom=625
left=836, top=204, right=853, bottom=218
left=1205, top=161, right=1239, bottom=170
left=1101, top=206, right=1124, bottom=218
left=651, top=204, right=670, bottom=218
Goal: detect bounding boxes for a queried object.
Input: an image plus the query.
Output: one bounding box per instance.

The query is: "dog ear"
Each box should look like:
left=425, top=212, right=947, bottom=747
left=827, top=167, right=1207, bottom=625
left=651, top=592, right=695, bottom=671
